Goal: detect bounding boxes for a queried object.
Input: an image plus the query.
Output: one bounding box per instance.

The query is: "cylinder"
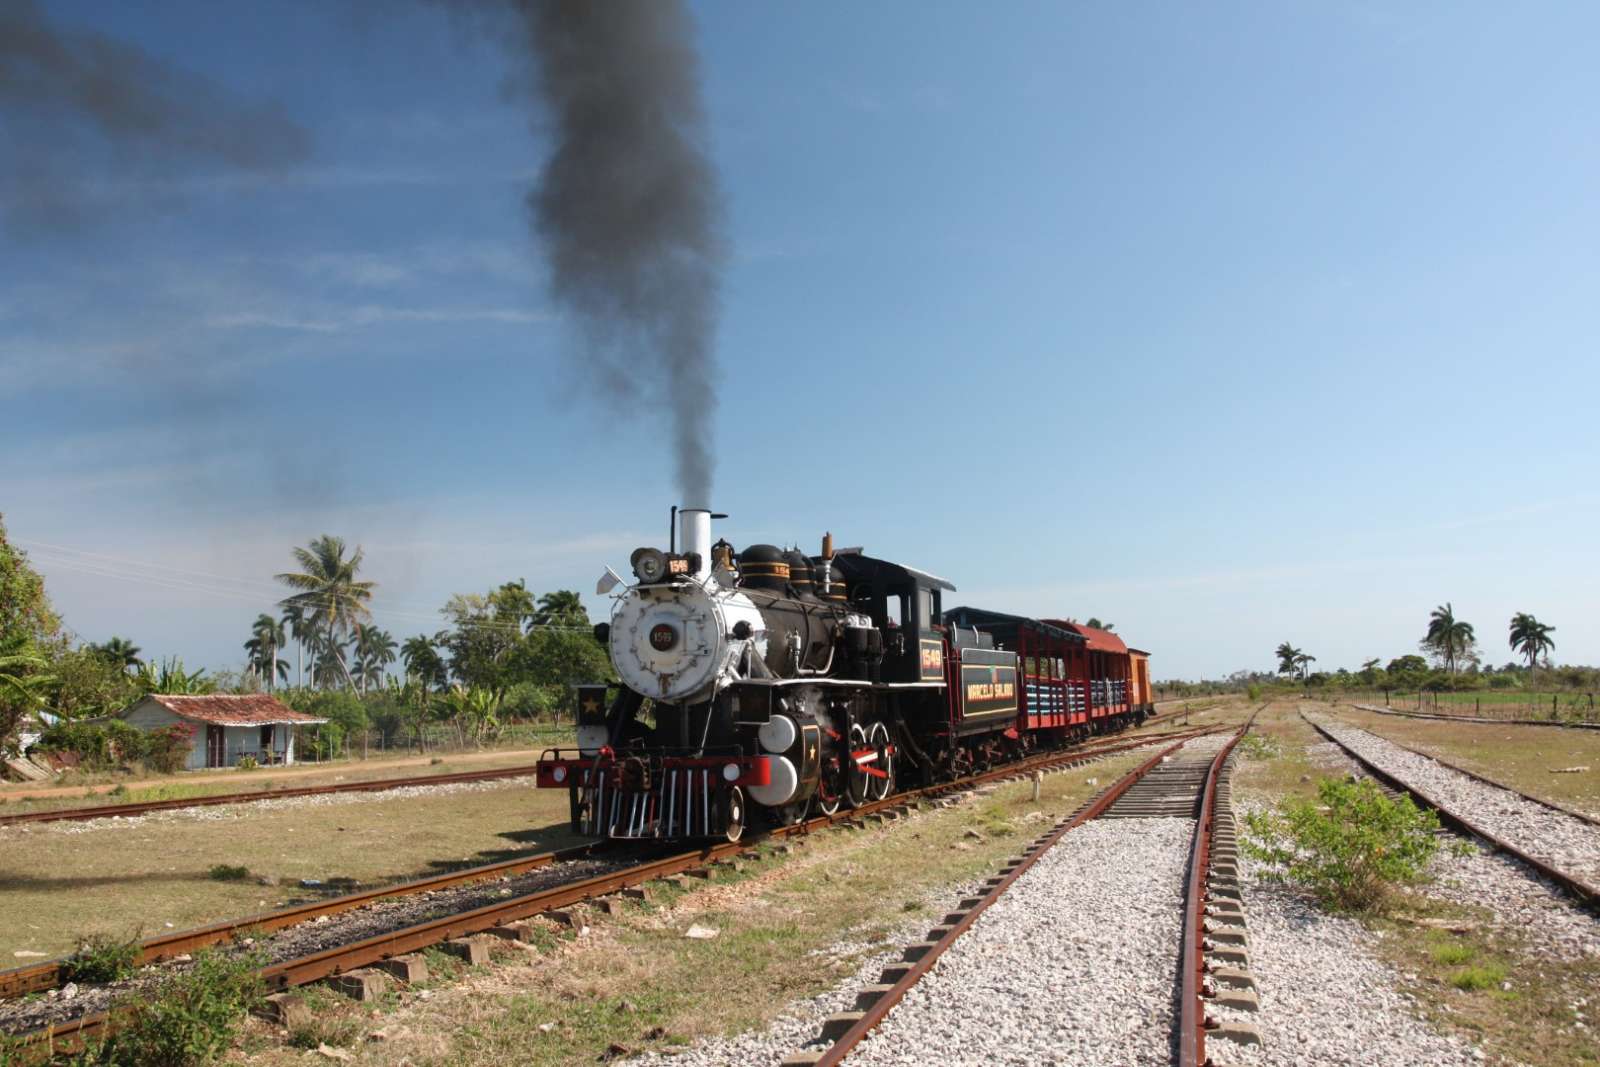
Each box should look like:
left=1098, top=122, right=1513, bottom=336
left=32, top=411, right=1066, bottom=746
left=678, top=508, right=712, bottom=578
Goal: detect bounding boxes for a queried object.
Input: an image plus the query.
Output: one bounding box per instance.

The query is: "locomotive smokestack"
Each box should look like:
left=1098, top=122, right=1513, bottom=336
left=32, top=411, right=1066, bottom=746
left=457, top=0, right=725, bottom=506
left=678, top=507, right=712, bottom=579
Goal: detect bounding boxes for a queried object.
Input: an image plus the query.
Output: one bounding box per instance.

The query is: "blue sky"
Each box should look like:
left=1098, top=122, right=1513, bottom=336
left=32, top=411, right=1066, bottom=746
left=3, top=1, right=1597, bottom=681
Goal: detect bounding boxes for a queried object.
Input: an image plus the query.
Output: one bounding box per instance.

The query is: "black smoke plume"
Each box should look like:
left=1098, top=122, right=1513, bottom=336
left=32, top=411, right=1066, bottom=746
left=452, top=0, right=725, bottom=507
left=0, top=0, right=310, bottom=234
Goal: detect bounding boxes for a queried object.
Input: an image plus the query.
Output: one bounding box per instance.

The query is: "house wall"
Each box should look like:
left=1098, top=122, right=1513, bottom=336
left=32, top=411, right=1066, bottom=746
left=122, top=698, right=205, bottom=770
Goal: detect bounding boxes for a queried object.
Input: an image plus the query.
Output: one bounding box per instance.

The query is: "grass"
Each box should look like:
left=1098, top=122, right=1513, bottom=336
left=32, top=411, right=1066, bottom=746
left=230, top=748, right=1159, bottom=1066
left=0, top=778, right=580, bottom=960
left=1333, top=704, right=1600, bottom=813
left=62, top=932, right=142, bottom=984
left=1370, top=896, right=1600, bottom=1067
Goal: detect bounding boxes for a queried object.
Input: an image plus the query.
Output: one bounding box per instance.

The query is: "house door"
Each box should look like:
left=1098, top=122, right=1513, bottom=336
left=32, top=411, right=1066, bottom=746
left=260, top=724, right=275, bottom=763
left=206, top=725, right=225, bottom=768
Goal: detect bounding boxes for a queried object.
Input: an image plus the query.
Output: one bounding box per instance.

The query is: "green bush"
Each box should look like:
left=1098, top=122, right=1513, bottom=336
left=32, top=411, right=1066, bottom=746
left=234, top=755, right=258, bottom=771
left=35, top=721, right=149, bottom=769
left=1246, top=683, right=1261, bottom=702
left=63, top=933, right=141, bottom=985
left=207, top=864, right=249, bottom=882
left=88, top=948, right=264, bottom=1066
left=1243, top=777, right=1443, bottom=912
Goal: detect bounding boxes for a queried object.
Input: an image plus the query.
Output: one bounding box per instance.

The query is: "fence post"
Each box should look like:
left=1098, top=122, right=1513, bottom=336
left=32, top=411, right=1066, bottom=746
left=1475, top=697, right=1480, bottom=714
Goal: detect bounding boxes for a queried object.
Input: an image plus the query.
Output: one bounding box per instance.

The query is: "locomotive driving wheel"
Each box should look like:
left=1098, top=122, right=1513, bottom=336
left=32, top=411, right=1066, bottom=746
left=868, top=721, right=895, bottom=801
left=721, top=785, right=747, bottom=843
left=845, top=722, right=872, bottom=808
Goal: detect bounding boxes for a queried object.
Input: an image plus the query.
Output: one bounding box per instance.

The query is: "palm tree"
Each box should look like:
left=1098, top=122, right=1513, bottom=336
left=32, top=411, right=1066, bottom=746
left=1293, top=652, right=1317, bottom=681
left=532, top=590, right=587, bottom=629
left=1509, top=613, right=1556, bottom=670
left=247, top=614, right=287, bottom=691
left=1084, top=617, right=1114, bottom=633
left=401, top=635, right=446, bottom=689
left=93, top=637, right=143, bottom=672
left=353, top=624, right=397, bottom=693
left=281, top=604, right=315, bottom=689
left=1424, top=603, right=1476, bottom=680
left=275, top=536, right=375, bottom=690
left=1274, top=643, right=1301, bottom=676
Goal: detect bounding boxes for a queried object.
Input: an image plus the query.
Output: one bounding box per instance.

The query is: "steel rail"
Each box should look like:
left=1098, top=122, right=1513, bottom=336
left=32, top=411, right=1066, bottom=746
left=0, top=763, right=549, bottom=828
left=1304, top=714, right=1600, bottom=910
left=1330, top=711, right=1600, bottom=829
left=1, top=723, right=1213, bottom=1004
left=8, top=727, right=1216, bottom=1058
left=810, top=737, right=1198, bottom=1067
left=1176, top=721, right=1252, bottom=1067
left=1, top=707, right=1204, bottom=830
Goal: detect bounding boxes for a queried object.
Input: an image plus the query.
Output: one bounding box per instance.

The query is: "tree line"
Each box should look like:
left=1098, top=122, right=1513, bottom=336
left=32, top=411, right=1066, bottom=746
left=1272, top=602, right=1565, bottom=691
left=0, top=518, right=611, bottom=760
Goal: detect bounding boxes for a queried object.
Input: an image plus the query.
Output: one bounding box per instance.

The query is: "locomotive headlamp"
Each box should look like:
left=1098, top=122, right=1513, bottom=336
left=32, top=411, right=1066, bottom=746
left=552, top=765, right=567, bottom=784
left=630, top=547, right=669, bottom=584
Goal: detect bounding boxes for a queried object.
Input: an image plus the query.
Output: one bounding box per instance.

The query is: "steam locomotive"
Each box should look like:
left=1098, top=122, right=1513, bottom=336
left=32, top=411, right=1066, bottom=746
left=534, top=508, right=1154, bottom=841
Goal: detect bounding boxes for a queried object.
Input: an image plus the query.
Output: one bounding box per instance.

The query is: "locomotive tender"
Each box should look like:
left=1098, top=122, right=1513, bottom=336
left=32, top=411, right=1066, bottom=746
left=534, top=508, right=1154, bottom=842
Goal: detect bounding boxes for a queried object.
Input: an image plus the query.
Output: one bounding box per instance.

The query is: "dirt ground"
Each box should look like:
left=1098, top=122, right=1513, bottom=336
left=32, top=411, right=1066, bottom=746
left=1330, top=703, right=1600, bottom=814
left=0, top=778, right=578, bottom=960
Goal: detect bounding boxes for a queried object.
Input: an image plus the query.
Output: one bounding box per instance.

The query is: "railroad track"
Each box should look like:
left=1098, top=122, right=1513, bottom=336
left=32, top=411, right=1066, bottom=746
left=0, top=705, right=1212, bottom=830
left=4, top=722, right=1224, bottom=1058
left=0, top=762, right=551, bottom=828
left=1304, top=712, right=1600, bottom=911
left=776, top=711, right=1260, bottom=1066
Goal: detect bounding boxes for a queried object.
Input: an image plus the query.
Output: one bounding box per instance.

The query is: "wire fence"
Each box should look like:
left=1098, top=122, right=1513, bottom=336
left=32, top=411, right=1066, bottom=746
left=1307, top=688, right=1600, bottom=724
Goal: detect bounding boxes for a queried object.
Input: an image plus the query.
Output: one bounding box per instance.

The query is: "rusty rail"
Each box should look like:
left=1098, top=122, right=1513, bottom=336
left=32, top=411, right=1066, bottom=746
left=2, top=724, right=1213, bottom=1004
left=1177, top=721, right=1252, bottom=1067
left=8, top=726, right=1215, bottom=1057
left=810, top=737, right=1196, bottom=1067
left=0, top=762, right=548, bottom=828
left=1304, top=714, right=1600, bottom=910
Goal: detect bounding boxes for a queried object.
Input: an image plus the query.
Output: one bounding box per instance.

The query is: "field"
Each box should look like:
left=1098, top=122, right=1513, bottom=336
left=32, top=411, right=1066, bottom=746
left=1324, top=689, right=1600, bottom=722
left=0, top=728, right=572, bottom=814
left=0, top=777, right=578, bottom=960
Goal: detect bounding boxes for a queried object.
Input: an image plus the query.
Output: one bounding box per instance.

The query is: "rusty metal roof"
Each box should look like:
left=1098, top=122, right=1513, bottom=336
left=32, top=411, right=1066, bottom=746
left=1046, top=621, right=1129, bottom=655
left=134, top=694, right=328, bottom=727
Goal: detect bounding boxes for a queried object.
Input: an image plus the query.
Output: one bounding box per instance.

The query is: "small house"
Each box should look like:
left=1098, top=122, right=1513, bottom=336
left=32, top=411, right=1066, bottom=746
left=120, top=694, right=327, bottom=770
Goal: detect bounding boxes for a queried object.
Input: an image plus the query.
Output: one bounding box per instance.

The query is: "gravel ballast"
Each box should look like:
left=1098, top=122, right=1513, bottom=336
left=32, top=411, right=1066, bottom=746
left=1313, top=718, right=1600, bottom=888
left=846, top=816, right=1191, bottom=1067
left=1225, top=836, right=1485, bottom=1067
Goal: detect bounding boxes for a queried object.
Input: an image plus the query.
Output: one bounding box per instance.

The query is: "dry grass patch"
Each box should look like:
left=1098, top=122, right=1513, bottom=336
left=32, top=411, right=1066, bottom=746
left=237, top=749, right=1157, bottom=1067
left=1370, top=894, right=1600, bottom=1067
left=0, top=782, right=578, bottom=959
left=1331, top=706, right=1600, bottom=813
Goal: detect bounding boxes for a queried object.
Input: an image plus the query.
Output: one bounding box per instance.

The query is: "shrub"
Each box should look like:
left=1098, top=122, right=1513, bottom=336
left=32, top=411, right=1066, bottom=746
left=63, top=933, right=141, bottom=985
left=144, top=723, right=197, bottom=774
left=234, top=755, right=258, bottom=771
left=1246, top=683, right=1261, bottom=702
left=1243, top=777, right=1442, bottom=912
left=35, top=721, right=148, bottom=769
left=89, top=948, right=264, bottom=1066
left=207, top=864, right=249, bottom=882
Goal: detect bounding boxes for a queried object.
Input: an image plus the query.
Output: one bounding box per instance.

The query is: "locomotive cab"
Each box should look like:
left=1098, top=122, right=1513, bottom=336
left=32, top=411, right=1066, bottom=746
left=827, top=553, right=953, bottom=685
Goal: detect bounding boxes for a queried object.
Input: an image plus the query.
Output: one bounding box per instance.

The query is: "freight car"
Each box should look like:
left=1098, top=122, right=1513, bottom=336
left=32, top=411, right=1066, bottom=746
left=535, top=508, right=1153, bottom=842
